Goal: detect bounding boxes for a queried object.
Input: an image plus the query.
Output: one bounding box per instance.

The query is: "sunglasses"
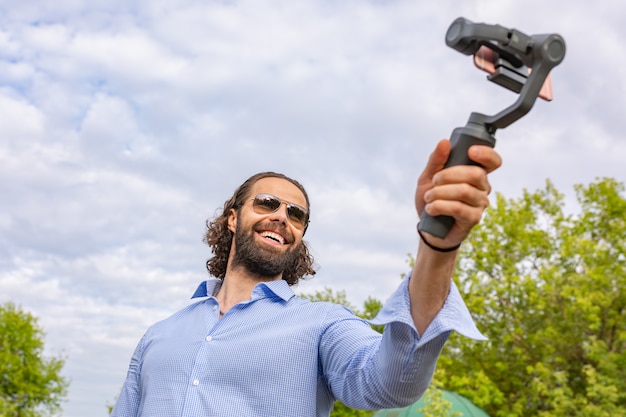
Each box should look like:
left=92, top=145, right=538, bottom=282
left=250, top=193, right=310, bottom=229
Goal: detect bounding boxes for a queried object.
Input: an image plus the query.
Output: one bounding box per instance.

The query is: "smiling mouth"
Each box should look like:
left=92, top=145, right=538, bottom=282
left=259, top=231, right=286, bottom=245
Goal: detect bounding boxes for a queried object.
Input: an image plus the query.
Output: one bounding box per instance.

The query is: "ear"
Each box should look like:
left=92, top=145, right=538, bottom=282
left=227, top=208, right=237, bottom=233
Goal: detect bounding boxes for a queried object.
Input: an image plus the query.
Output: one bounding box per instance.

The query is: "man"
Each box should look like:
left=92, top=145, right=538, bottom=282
left=111, top=139, right=502, bottom=417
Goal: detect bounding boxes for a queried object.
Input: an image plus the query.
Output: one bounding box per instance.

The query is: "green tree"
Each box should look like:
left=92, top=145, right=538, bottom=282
left=432, top=178, right=626, bottom=416
left=418, top=387, right=462, bottom=417
left=0, top=302, right=68, bottom=417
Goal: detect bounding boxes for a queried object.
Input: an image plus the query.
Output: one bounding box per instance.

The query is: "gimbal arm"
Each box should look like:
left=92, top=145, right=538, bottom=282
left=418, top=17, right=566, bottom=238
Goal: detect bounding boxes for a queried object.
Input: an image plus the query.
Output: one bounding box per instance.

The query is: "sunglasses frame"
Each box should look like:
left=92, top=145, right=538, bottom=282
left=250, top=193, right=310, bottom=229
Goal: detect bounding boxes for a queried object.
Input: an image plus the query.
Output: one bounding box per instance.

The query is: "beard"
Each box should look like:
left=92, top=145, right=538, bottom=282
left=230, top=221, right=301, bottom=279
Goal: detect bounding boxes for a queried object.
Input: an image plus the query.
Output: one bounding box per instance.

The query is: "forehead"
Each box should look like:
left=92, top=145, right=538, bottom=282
left=250, top=177, right=307, bottom=208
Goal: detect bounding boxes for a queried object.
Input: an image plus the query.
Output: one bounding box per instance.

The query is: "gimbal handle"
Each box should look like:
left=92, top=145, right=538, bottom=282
left=419, top=18, right=565, bottom=239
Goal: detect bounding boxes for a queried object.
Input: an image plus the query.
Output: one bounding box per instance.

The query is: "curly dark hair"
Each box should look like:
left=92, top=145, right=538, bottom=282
left=204, top=172, right=316, bottom=286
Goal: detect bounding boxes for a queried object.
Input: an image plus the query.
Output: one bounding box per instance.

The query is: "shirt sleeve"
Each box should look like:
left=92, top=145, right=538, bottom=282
left=370, top=276, right=486, bottom=343
left=321, top=277, right=485, bottom=410
left=110, top=334, right=145, bottom=417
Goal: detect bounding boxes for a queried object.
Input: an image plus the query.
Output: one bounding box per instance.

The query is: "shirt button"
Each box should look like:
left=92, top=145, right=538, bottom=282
left=212, top=305, right=218, bottom=311
left=193, top=379, right=199, bottom=386
left=206, top=335, right=212, bottom=342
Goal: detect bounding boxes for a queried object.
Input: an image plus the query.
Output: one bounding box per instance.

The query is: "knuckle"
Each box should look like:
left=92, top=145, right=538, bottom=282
left=458, top=184, right=474, bottom=200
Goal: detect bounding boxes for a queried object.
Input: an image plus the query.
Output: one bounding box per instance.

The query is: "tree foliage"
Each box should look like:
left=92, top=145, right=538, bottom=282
left=434, top=177, right=626, bottom=416
left=418, top=387, right=462, bottom=417
left=0, top=302, right=68, bottom=417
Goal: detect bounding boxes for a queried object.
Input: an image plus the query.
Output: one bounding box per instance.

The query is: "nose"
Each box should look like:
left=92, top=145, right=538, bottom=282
left=268, top=202, right=289, bottom=224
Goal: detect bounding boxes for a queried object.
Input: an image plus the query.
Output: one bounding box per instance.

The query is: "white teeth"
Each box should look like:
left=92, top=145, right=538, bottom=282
left=260, top=231, right=285, bottom=244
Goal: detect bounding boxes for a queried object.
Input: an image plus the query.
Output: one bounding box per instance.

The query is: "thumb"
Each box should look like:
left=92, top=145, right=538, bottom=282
left=416, top=139, right=451, bottom=216
left=419, top=139, right=451, bottom=184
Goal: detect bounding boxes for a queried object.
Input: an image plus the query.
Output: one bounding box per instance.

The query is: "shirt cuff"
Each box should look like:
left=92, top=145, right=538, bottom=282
left=368, top=276, right=487, bottom=345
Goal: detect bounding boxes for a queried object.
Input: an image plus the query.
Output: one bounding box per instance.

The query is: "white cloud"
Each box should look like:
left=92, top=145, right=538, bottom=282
left=0, top=89, right=45, bottom=138
left=68, top=29, right=187, bottom=83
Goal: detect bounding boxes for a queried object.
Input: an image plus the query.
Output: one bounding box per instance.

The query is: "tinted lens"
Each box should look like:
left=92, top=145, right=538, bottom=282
left=286, top=205, right=308, bottom=227
left=253, top=194, right=281, bottom=213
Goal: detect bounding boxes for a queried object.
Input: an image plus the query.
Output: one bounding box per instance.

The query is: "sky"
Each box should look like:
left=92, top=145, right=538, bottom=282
left=1, top=1, right=624, bottom=416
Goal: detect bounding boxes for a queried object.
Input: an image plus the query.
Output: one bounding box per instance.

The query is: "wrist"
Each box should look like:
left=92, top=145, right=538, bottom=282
left=417, top=223, right=461, bottom=252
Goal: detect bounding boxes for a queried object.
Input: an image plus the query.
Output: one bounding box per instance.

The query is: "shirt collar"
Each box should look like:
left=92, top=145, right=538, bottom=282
left=191, top=278, right=222, bottom=298
left=251, top=279, right=295, bottom=302
left=191, top=278, right=295, bottom=302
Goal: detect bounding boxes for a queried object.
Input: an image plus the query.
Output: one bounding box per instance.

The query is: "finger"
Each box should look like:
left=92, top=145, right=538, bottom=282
left=468, top=145, right=502, bottom=173
left=432, top=165, right=491, bottom=192
left=424, top=183, right=490, bottom=211
left=424, top=199, right=486, bottom=227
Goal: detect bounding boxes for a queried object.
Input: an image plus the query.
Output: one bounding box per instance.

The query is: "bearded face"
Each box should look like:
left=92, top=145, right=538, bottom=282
left=230, top=217, right=301, bottom=279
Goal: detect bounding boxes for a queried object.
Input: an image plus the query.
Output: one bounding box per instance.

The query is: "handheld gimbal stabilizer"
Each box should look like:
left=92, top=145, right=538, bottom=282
left=419, top=17, right=566, bottom=238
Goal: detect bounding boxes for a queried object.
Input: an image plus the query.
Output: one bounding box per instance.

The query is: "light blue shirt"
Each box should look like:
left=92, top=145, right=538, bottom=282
left=111, top=277, right=483, bottom=417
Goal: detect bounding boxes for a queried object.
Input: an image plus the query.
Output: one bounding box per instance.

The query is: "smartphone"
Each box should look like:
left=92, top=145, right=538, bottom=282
left=473, top=46, right=553, bottom=101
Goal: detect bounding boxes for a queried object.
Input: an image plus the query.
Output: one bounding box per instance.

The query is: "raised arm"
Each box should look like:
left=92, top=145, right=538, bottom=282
left=410, top=139, right=502, bottom=334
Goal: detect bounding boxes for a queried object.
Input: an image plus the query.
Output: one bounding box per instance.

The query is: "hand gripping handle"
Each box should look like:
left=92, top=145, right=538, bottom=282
left=418, top=114, right=496, bottom=239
